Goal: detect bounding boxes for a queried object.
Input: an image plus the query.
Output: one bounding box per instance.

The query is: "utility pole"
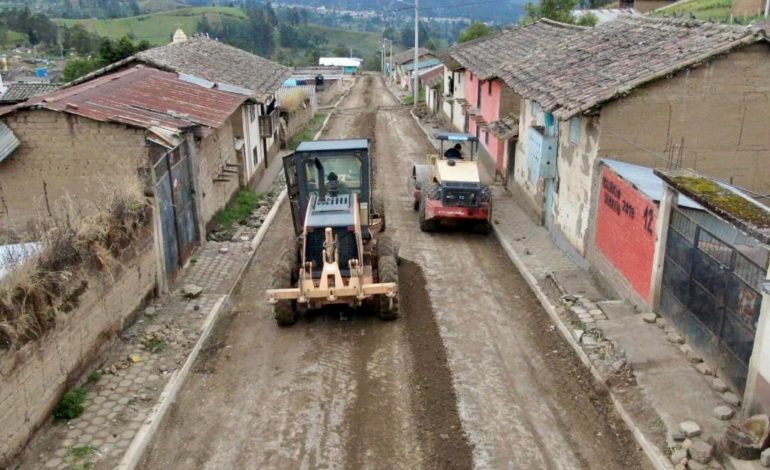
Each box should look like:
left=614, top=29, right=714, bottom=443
left=412, top=0, right=419, bottom=109
left=765, top=0, right=769, bottom=18
left=389, top=39, right=393, bottom=83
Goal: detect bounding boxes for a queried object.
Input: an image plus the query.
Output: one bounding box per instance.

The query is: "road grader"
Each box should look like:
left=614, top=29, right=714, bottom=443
left=266, top=139, right=399, bottom=326
left=410, top=132, right=493, bottom=233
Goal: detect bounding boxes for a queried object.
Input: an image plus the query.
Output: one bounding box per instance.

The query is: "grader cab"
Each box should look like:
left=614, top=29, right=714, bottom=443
left=266, top=139, right=399, bottom=326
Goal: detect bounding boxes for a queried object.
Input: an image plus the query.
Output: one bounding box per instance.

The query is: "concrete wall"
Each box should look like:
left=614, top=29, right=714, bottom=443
left=586, top=164, right=658, bottom=309
left=746, top=267, right=770, bottom=415
left=0, top=110, right=148, bottom=231
left=195, top=117, right=241, bottom=228
left=0, top=236, right=157, bottom=466
left=597, top=43, right=770, bottom=196
left=551, top=114, right=601, bottom=255
left=451, top=70, right=467, bottom=133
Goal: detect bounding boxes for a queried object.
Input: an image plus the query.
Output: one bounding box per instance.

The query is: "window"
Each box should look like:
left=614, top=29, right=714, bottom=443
left=488, top=81, right=492, bottom=96
left=253, top=145, right=259, bottom=165
left=304, top=156, right=362, bottom=196
left=569, top=117, right=582, bottom=145
left=485, top=131, right=489, bottom=145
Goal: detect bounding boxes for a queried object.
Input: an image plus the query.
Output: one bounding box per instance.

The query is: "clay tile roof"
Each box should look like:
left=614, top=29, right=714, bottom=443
left=487, top=115, right=520, bottom=140
left=499, top=16, right=768, bottom=120
left=136, top=36, right=291, bottom=102
left=0, top=83, right=60, bottom=103
left=10, top=66, right=247, bottom=135
left=450, top=19, right=585, bottom=80
left=392, top=47, right=434, bottom=65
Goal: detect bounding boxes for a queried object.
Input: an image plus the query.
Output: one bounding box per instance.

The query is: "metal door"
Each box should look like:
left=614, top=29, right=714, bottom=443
left=660, top=208, right=766, bottom=392
left=154, top=145, right=199, bottom=280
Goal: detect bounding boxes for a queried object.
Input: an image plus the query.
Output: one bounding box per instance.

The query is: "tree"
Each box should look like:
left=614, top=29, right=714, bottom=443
left=61, top=57, right=102, bottom=82
left=457, top=22, right=492, bottom=43
left=332, top=44, right=348, bottom=57
left=305, top=48, right=321, bottom=66
left=524, top=0, right=578, bottom=24
left=575, top=12, right=598, bottom=26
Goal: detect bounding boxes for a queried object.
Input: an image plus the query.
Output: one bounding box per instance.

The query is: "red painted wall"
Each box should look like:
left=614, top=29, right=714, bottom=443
left=595, top=166, right=658, bottom=299
left=464, top=71, right=505, bottom=173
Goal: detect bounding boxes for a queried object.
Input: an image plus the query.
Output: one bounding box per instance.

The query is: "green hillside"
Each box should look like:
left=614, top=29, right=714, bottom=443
left=655, top=0, right=763, bottom=22
left=54, top=7, right=246, bottom=45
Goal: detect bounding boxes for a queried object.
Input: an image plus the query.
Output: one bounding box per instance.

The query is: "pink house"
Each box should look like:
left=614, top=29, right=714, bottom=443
left=445, top=20, right=583, bottom=182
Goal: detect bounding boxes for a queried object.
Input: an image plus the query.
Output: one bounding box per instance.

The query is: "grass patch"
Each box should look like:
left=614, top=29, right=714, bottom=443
left=53, top=387, right=87, bottom=420
left=402, top=88, right=426, bottom=105
left=213, top=189, right=261, bottom=231
left=672, top=176, right=770, bottom=228
left=146, top=338, right=168, bottom=353
left=87, top=371, right=101, bottom=383
left=289, top=113, right=328, bottom=150
left=67, top=445, right=96, bottom=470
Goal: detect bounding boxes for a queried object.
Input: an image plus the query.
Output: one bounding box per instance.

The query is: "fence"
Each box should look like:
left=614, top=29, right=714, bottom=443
left=660, top=207, right=768, bottom=392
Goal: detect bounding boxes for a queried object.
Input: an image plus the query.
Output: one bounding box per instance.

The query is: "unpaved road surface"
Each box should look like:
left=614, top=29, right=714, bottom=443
left=141, top=76, right=648, bottom=469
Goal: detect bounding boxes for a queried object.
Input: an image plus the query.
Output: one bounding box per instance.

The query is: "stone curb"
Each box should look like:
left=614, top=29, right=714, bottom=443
left=404, top=96, right=673, bottom=469
left=118, top=72, right=344, bottom=470
left=492, top=227, right=673, bottom=470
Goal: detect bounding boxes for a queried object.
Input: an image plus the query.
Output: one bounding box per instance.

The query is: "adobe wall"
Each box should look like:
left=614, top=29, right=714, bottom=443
left=195, top=117, right=240, bottom=228
left=0, top=110, right=148, bottom=231
left=284, top=105, right=314, bottom=143
left=0, top=236, right=157, bottom=466
left=598, top=43, right=770, bottom=196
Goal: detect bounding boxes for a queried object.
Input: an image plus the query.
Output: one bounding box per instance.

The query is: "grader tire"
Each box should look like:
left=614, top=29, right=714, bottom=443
left=272, top=238, right=300, bottom=326
left=372, top=191, right=386, bottom=231
left=377, top=233, right=400, bottom=264
left=377, top=254, right=399, bottom=321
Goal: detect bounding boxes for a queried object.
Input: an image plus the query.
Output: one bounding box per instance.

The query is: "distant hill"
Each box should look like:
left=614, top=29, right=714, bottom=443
left=271, top=0, right=525, bottom=22
left=54, top=7, right=246, bottom=45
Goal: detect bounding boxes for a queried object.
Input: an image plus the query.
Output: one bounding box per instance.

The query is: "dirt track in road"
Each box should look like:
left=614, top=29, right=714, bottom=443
left=140, top=76, right=648, bottom=469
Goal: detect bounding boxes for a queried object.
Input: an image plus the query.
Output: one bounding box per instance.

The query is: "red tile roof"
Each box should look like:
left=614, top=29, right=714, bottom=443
left=10, top=66, right=247, bottom=133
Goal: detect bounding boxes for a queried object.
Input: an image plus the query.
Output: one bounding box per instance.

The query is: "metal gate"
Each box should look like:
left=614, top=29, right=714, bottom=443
left=154, top=145, right=199, bottom=280
left=660, top=208, right=766, bottom=392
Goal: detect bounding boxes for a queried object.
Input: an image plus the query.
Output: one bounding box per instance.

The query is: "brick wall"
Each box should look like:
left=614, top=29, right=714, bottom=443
left=598, top=43, right=770, bottom=196
left=0, top=236, right=157, bottom=466
left=194, top=117, right=241, bottom=228
left=0, top=110, right=148, bottom=231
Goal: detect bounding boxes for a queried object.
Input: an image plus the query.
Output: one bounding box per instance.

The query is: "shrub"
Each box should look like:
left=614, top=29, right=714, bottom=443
left=280, top=88, right=308, bottom=112
left=53, top=387, right=87, bottom=420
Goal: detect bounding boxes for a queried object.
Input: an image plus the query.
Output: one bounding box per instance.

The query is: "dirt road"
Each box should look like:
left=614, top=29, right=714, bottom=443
left=140, top=76, right=647, bottom=469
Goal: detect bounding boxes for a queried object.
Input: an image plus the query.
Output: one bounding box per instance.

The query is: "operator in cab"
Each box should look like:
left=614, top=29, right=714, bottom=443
left=444, top=143, right=464, bottom=160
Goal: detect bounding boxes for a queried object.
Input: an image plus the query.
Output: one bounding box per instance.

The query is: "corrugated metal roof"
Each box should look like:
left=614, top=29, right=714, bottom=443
left=602, top=159, right=701, bottom=210
left=0, top=121, right=19, bottom=162
left=296, top=139, right=368, bottom=152
left=6, top=66, right=247, bottom=135
left=404, top=58, right=442, bottom=72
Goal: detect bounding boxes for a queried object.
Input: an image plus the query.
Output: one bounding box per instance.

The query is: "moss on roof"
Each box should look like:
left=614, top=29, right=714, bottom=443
left=671, top=176, right=770, bottom=228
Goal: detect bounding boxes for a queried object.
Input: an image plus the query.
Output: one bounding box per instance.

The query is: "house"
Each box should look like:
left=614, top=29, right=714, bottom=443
left=0, top=66, right=255, bottom=286
left=287, top=66, right=344, bottom=105
left=391, top=47, right=435, bottom=87
left=572, top=8, right=640, bottom=24
left=653, top=169, right=770, bottom=410
left=71, top=36, right=291, bottom=187
left=420, top=65, right=445, bottom=114
left=498, top=17, right=770, bottom=259
left=439, top=20, right=583, bottom=181
left=0, top=82, right=59, bottom=104
left=318, top=57, right=363, bottom=74
left=401, top=57, right=442, bottom=91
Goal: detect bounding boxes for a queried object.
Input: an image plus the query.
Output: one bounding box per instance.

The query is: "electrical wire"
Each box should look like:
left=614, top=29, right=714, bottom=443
left=602, top=129, right=770, bottom=201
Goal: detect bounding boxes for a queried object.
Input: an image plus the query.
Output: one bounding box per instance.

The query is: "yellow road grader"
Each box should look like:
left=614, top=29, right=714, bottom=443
left=266, top=139, right=399, bottom=326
